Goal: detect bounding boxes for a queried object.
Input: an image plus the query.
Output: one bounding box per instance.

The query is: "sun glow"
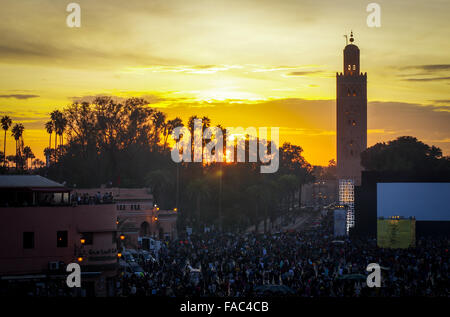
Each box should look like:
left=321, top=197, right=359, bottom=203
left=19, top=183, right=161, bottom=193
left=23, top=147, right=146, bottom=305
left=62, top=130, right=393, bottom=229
left=195, top=89, right=263, bottom=102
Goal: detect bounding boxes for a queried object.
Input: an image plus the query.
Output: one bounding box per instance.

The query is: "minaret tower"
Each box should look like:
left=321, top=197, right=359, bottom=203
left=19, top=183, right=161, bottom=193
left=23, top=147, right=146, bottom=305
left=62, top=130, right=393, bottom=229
left=336, top=32, right=367, bottom=232
left=336, top=32, right=367, bottom=185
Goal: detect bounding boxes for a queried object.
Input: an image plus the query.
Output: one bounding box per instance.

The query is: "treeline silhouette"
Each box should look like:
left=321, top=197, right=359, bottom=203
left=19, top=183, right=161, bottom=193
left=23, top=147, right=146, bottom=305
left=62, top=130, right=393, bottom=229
left=2, top=97, right=448, bottom=232
left=37, top=97, right=315, bottom=232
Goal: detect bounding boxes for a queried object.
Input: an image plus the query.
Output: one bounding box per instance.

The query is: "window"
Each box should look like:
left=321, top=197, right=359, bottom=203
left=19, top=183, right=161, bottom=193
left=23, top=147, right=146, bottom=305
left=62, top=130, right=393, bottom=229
left=347, top=65, right=351, bottom=70
left=23, top=232, right=34, bottom=249
left=81, top=232, right=93, bottom=245
left=57, top=231, right=68, bottom=248
left=352, top=64, right=356, bottom=70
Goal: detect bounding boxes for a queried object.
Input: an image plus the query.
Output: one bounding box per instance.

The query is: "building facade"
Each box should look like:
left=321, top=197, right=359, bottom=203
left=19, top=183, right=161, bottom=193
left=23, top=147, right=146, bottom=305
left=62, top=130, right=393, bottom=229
left=0, top=175, right=118, bottom=296
left=74, top=188, right=178, bottom=249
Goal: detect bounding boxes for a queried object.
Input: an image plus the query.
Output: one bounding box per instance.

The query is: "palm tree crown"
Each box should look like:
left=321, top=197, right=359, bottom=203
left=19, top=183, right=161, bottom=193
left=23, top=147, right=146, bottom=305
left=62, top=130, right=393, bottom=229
left=1, top=116, right=12, bottom=167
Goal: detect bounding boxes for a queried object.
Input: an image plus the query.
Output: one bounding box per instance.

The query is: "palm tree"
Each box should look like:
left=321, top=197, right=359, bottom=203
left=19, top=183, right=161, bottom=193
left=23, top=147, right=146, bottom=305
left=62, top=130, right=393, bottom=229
left=45, top=120, right=54, bottom=164
left=162, top=117, right=183, bottom=151
left=186, top=177, right=210, bottom=228
left=23, top=146, right=34, bottom=170
left=145, top=169, right=173, bottom=206
left=187, top=115, right=211, bottom=158
left=56, top=115, right=67, bottom=156
left=1, top=116, right=12, bottom=167
left=6, top=155, right=15, bottom=168
left=151, top=111, right=167, bottom=151
left=11, top=123, right=24, bottom=169
left=43, top=147, right=53, bottom=167
left=246, top=184, right=268, bottom=232
left=45, top=121, right=53, bottom=149
left=50, top=110, right=63, bottom=161
left=33, top=158, right=45, bottom=169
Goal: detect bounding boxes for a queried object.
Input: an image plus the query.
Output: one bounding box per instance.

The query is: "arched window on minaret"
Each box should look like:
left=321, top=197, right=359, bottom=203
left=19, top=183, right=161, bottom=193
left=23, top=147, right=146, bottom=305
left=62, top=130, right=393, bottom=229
left=343, top=32, right=360, bottom=76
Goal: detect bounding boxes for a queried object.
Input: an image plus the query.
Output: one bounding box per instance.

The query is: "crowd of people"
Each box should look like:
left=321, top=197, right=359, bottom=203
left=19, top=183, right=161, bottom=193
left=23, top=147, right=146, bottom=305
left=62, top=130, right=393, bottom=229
left=1, top=209, right=447, bottom=297
left=70, top=191, right=114, bottom=205
left=116, top=213, right=449, bottom=297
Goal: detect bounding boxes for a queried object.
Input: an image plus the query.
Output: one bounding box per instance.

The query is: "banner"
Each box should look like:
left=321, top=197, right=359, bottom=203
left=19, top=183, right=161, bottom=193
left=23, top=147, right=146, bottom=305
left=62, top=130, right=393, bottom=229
left=334, top=209, right=347, bottom=237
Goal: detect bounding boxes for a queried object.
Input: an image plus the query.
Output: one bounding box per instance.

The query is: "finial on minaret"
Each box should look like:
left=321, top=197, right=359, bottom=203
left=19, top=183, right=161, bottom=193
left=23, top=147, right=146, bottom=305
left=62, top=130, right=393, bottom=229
left=349, top=31, right=354, bottom=43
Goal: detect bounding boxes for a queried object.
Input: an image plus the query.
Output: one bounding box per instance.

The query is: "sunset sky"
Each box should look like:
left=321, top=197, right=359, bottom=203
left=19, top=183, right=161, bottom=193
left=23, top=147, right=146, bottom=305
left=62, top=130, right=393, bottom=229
left=0, top=0, right=449, bottom=165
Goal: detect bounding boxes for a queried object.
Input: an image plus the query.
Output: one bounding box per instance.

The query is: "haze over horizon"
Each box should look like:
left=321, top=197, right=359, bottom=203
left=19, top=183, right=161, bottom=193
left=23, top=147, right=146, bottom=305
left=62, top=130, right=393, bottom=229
left=1, top=0, right=449, bottom=165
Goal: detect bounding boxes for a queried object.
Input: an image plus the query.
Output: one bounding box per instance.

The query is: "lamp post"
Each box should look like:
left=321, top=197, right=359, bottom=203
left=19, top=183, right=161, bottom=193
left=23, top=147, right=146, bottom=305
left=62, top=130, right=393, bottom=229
left=176, top=161, right=180, bottom=211
left=119, top=233, right=125, bottom=253
left=218, top=163, right=223, bottom=232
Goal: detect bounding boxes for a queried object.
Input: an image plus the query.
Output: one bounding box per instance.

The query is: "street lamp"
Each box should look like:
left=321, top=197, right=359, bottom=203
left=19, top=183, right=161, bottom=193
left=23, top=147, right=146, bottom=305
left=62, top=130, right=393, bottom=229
left=218, top=163, right=223, bottom=232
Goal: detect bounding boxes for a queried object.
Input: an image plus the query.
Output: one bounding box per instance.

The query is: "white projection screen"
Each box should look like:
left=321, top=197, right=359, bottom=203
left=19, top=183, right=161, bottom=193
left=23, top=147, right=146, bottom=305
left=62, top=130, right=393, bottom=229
left=377, top=183, right=450, bottom=221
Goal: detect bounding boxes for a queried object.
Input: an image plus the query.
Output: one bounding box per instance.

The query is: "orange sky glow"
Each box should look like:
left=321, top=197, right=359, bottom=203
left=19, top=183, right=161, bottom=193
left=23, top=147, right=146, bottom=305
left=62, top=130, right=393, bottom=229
left=0, top=0, right=449, bottom=166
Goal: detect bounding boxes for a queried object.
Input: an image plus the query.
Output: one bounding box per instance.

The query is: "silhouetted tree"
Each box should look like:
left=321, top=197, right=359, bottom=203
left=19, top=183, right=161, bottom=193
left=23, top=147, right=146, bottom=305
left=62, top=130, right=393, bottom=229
left=279, top=142, right=315, bottom=207
left=11, top=123, right=25, bottom=170
left=1, top=116, right=12, bottom=167
left=361, top=136, right=450, bottom=172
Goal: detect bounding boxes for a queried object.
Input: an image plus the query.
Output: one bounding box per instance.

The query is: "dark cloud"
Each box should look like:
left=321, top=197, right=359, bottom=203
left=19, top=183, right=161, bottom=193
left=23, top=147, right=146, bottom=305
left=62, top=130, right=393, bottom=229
left=403, top=76, right=450, bottom=82
left=0, top=27, right=186, bottom=70
left=0, top=94, right=39, bottom=99
left=400, top=64, right=450, bottom=82
left=399, top=64, right=450, bottom=82
left=286, top=71, right=322, bottom=76
left=403, top=64, right=450, bottom=72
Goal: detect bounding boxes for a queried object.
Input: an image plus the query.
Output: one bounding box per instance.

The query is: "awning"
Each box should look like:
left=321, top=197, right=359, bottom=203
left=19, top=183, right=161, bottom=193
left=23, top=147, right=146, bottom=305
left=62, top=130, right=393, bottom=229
left=29, top=187, right=71, bottom=192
